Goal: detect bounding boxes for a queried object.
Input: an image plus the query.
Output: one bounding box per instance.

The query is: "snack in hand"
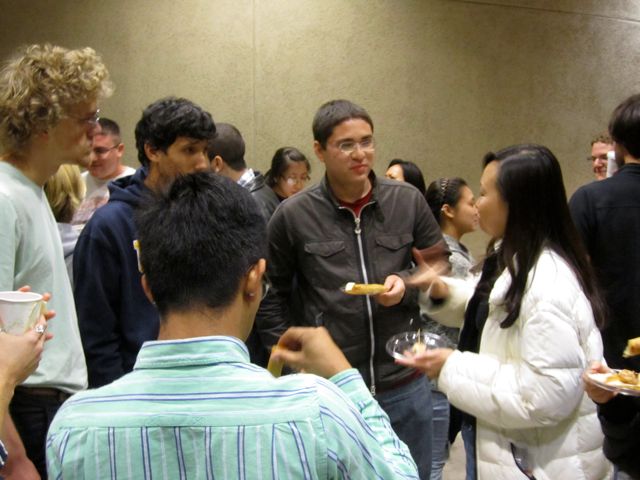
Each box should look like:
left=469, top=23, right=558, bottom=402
left=267, top=345, right=284, bottom=378
left=605, top=369, right=640, bottom=389
left=623, top=337, right=640, bottom=358
left=343, top=282, right=388, bottom=295
left=411, top=341, right=427, bottom=355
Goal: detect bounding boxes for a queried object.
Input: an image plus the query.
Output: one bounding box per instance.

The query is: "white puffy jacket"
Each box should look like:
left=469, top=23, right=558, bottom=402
left=421, top=249, right=611, bottom=480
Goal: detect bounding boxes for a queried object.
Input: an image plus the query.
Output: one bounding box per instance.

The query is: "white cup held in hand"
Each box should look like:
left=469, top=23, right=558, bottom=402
left=0, top=291, right=44, bottom=334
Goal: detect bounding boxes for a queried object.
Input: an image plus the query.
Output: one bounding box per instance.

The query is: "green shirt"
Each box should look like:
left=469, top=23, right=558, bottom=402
left=47, top=336, right=418, bottom=479
left=0, top=161, right=86, bottom=393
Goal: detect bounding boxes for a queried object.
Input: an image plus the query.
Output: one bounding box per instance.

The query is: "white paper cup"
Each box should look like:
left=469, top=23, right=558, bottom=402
left=0, top=291, right=44, bottom=335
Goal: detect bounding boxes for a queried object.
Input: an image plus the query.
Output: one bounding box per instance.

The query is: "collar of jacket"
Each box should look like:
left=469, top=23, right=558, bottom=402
left=319, top=171, right=379, bottom=209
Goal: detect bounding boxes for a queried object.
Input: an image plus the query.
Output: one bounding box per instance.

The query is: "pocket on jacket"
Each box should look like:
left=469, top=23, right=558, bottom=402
left=372, top=233, right=414, bottom=279
left=302, top=240, right=353, bottom=287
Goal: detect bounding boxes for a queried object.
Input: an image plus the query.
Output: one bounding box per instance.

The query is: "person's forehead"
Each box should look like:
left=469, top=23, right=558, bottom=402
left=328, top=118, right=373, bottom=141
left=169, top=136, right=208, bottom=148
left=591, top=142, right=612, bottom=152
left=92, top=133, right=116, bottom=145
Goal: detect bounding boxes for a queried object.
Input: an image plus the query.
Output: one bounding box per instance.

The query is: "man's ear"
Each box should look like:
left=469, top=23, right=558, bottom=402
left=141, top=274, right=155, bottom=305
left=144, top=143, right=162, bottom=165
left=244, top=258, right=266, bottom=302
left=211, top=155, right=225, bottom=173
left=313, top=141, right=326, bottom=164
left=115, top=142, right=125, bottom=158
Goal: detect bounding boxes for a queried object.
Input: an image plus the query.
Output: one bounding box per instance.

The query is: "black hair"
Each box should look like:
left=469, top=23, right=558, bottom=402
left=206, top=122, right=246, bottom=171
left=483, top=144, right=605, bottom=329
left=312, top=99, right=373, bottom=148
left=265, top=146, right=310, bottom=187
left=425, top=177, right=468, bottom=224
left=135, top=97, right=216, bottom=168
left=609, top=93, right=640, bottom=159
left=134, top=171, right=267, bottom=316
left=387, top=159, right=426, bottom=196
left=97, top=117, right=120, bottom=141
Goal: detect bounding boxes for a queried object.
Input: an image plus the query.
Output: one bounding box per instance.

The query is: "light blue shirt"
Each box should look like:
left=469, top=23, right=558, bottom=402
left=47, top=336, right=418, bottom=479
left=0, top=161, right=86, bottom=392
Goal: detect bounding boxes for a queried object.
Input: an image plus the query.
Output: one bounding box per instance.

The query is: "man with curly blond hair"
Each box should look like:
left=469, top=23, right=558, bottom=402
left=0, top=44, right=112, bottom=479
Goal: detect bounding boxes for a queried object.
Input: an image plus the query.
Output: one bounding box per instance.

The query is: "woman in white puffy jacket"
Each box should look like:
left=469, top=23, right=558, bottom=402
left=399, top=144, right=611, bottom=480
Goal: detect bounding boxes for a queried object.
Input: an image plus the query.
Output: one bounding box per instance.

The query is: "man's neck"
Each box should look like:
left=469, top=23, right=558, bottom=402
left=157, top=307, right=248, bottom=341
left=1, top=150, right=58, bottom=187
left=327, top=175, right=372, bottom=204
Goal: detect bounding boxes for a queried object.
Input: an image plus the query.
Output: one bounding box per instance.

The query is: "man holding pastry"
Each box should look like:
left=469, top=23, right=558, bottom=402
left=256, top=99, right=447, bottom=479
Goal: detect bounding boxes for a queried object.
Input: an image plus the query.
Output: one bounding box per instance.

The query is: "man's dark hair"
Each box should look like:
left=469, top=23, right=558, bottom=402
left=609, top=93, right=640, bottom=159
left=97, top=117, right=121, bottom=142
left=312, top=99, right=373, bottom=149
left=207, top=123, right=246, bottom=171
left=135, top=172, right=267, bottom=316
left=135, top=97, right=216, bottom=167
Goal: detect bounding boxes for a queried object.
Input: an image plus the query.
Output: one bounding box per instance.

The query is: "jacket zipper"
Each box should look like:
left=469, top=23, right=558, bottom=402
left=341, top=203, right=376, bottom=396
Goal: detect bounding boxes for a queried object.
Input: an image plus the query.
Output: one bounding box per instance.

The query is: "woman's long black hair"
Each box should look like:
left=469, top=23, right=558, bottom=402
left=485, top=144, right=605, bottom=329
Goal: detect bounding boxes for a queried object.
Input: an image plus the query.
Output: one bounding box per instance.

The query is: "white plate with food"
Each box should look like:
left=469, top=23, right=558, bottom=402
left=385, top=331, right=448, bottom=360
left=585, top=369, right=640, bottom=397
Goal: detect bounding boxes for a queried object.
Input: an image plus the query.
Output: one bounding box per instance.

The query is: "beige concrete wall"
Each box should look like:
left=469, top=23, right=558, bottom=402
left=1, top=0, right=639, bottom=254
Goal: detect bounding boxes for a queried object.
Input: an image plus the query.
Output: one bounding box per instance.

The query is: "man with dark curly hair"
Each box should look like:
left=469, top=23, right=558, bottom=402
left=73, top=97, right=216, bottom=390
left=0, top=43, right=112, bottom=479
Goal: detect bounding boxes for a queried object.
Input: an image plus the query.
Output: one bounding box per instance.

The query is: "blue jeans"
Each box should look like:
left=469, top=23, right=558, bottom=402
left=429, top=387, right=450, bottom=480
left=376, top=376, right=433, bottom=480
left=461, top=420, right=477, bottom=480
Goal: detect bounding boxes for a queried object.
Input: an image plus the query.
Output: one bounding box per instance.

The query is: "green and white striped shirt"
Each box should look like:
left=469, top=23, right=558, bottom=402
left=46, top=336, right=418, bottom=479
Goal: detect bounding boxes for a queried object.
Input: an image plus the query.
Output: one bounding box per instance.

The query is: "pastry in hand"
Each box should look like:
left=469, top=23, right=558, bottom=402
left=267, top=345, right=284, bottom=378
left=343, top=282, right=388, bottom=295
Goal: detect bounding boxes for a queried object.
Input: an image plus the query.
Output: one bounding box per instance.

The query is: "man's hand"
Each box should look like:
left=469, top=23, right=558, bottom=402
left=583, top=361, right=616, bottom=404
left=0, top=317, right=51, bottom=386
left=270, top=327, right=351, bottom=378
left=376, top=274, right=405, bottom=307
left=395, top=347, right=454, bottom=379
left=17, top=287, right=56, bottom=322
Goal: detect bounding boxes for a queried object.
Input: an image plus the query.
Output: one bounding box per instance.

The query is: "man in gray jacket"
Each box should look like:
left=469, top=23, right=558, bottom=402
left=256, top=99, right=447, bottom=479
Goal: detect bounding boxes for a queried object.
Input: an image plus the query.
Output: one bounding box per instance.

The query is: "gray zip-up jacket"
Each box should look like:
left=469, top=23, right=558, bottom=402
left=256, top=173, right=446, bottom=393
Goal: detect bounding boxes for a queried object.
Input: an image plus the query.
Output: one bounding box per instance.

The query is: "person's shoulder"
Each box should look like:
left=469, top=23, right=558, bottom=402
left=276, top=184, right=324, bottom=214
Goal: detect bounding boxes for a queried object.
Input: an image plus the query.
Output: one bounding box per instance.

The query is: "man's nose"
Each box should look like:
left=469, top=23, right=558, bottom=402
left=195, top=152, right=209, bottom=171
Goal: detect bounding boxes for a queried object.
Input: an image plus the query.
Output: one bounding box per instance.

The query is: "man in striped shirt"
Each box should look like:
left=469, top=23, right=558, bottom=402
left=46, top=172, right=418, bottom=479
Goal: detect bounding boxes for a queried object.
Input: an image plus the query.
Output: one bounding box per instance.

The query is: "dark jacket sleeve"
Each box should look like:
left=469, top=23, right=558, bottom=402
left=254, top=206, right=295, bottom=347
left=73, top=219, right=125, bottom=387
left=598, top=395, right=640, bottom=477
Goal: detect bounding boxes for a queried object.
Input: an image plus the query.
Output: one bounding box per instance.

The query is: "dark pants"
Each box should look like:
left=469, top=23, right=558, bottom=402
left=9, top=388, right=68, bottom=479
left=376, top=375, right=433, bottom=480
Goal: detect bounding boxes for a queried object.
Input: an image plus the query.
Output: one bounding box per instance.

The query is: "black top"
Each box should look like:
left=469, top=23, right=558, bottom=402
left=569, top=164, right=640, bottom=371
